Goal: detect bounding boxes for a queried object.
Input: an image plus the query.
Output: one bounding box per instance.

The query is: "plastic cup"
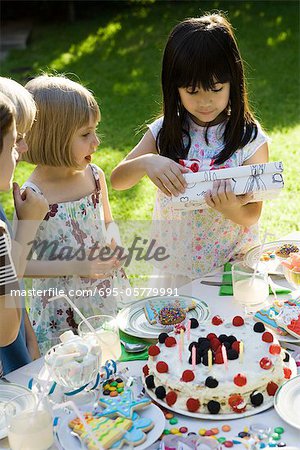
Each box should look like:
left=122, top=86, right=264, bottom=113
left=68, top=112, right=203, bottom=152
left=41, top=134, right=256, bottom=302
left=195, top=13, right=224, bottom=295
left=5, top=394, right=54, bottom=450
left=78, top=315, right=122, bottom=363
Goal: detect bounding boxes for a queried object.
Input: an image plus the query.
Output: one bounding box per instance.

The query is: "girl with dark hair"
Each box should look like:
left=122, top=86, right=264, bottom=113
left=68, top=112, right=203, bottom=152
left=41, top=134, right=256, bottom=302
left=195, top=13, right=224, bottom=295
left=111, top=13, right=269, bottom=287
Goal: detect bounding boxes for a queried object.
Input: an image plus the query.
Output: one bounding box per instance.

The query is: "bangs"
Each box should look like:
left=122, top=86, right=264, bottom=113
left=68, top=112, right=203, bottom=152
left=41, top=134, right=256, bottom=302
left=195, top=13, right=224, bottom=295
left=172, top=30, right=232, bottom=90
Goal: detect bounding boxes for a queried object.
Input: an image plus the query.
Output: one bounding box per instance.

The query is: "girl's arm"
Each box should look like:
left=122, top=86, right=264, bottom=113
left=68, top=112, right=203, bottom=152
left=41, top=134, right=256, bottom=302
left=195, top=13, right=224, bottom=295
left=24, top=310, right=40, bottom=360
left=110, top=130, right=188, bottom=197
left=205, top=142, right=269, bottom=227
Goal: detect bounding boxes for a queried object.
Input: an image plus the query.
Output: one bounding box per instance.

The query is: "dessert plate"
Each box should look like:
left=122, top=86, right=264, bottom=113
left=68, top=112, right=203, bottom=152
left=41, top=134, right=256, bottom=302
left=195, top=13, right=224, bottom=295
left=57, top=403, right=165, bottom=450
left=274, top=374, right=300, bottom=429
left=245, top=240, right=300, bottom=275
left=117, top=296, right=210, bottom=339
left=144, top=358, right=297, bottom=421
left=0, top=383, right=36, bottom=439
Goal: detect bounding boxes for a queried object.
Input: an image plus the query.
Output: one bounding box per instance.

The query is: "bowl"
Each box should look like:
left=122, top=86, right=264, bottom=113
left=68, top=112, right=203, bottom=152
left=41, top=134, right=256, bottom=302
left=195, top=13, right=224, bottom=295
left=283, top=265, right=300, bottom=289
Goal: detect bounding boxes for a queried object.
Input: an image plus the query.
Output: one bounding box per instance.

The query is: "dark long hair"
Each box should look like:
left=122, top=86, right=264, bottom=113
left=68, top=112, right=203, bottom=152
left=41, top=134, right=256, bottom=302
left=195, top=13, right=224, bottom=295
left=158, top=14, right=258, bottom=165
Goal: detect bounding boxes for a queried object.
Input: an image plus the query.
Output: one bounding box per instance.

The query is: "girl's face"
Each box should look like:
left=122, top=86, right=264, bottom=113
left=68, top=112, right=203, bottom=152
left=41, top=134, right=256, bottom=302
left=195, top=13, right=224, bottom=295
left=0, top=120, right=18, bottom=191
left=178, top=82, right=230, bottom=126
left=70, top=116, right=100, bottom=169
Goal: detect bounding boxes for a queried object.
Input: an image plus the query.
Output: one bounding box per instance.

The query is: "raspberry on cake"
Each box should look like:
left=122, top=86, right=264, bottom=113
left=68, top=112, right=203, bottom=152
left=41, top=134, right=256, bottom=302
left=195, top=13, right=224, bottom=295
left=144, top=317, right=294, bottom=415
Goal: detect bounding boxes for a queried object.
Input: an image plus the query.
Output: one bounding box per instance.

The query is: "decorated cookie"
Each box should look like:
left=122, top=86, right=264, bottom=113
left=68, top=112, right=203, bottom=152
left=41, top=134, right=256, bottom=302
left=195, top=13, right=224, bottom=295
left=98, top=389, right=151, bottom=419
left=111, top=411, right=154, bottom=448
left=275, top=302, right=300, bottom=338
left=275, top=243, right=299, bottom=258
left=254, top=306, right=287, bottom=335
left=158, top=306, right=186, bottom=325
left=144, top=298, right=196, bottom=325
left=69, top=413, right=131, bottom=449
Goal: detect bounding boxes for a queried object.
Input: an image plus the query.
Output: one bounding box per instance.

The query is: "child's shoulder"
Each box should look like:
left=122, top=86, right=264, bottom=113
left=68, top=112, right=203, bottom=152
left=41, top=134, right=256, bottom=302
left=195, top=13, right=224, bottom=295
left=240, top=121, right=269, bottom=162
left=147, top=116, right=164, bottom=139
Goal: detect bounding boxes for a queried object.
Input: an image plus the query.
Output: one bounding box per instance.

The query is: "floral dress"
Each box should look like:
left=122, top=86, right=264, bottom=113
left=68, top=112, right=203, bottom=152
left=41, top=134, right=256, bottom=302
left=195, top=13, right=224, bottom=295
left=148, top=117, right=269, bottom=285
left=23, top=164, right=130, bottom=355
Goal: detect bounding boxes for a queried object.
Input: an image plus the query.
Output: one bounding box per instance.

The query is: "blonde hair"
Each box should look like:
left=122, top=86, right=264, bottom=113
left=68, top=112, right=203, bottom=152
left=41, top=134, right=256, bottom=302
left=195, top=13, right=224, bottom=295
left=0, top=92, right=16, bottom=152
left=0, top=77, right=36, bottom=135
left=24, top=75, right=100, bottom=168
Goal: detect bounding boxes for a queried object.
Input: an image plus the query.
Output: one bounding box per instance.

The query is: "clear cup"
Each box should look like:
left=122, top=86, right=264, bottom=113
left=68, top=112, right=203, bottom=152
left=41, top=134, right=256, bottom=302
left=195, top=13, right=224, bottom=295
left=232, top=261, right=269, bottom=314
left=5, top=394, right=54, bottom=450
left=78, top=315, right=122, bottom=363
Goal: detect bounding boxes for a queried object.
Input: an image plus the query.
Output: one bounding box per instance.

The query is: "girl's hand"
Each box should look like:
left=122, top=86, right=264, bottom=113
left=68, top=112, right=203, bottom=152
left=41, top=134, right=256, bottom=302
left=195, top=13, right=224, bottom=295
left=78, top=252, right=124, bottom=279
left=205, top=179, right=253, bottom=215
left=13, top=183, right=49, bottom=222
left=144, top=154, right=189, bottom=197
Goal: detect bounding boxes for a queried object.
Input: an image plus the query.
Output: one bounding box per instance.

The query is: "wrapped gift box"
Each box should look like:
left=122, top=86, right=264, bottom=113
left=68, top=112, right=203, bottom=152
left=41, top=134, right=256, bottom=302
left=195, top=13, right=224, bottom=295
left=172, top=161, right=284, bottom=210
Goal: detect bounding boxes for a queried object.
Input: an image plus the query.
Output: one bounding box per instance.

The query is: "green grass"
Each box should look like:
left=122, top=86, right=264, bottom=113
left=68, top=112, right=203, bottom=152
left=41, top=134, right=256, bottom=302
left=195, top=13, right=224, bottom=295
left=1, top=0, right=299, bottom=239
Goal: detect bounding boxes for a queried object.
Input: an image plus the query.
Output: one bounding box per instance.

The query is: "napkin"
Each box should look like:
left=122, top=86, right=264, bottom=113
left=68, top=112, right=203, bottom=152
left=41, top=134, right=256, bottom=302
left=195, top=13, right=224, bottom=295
left=118, top=330, right=150, bottom=362
left=219, top=262, right=291, bottom=296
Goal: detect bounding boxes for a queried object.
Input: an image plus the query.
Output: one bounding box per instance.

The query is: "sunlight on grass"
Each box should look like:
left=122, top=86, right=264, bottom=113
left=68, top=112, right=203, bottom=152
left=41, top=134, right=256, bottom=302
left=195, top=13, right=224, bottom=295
left=267, top=30, right=290, bottom=46
left=50, top=21, right=122, bottom=69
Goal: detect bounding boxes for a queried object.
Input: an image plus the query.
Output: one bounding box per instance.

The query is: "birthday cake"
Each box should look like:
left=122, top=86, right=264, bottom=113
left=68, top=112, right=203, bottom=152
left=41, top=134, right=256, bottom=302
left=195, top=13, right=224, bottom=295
left=143, top=315, right=293, bottom=415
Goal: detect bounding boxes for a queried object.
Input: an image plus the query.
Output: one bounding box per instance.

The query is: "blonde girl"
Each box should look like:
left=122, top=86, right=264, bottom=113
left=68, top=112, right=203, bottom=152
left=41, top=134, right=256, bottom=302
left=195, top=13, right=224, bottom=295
left=23, top=75, right=129, bottom=354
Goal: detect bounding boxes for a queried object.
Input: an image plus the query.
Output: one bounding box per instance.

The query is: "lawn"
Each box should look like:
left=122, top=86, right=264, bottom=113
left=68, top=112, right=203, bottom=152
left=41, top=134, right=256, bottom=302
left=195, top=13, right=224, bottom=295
left=1, top=0, right=299, bottom=241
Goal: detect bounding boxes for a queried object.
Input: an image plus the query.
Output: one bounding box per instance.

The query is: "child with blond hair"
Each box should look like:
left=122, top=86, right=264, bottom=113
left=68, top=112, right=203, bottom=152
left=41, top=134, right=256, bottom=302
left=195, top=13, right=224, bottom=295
left=0, top=85, right=48, bottom=375
left=23, top=74, right=129, bottom=354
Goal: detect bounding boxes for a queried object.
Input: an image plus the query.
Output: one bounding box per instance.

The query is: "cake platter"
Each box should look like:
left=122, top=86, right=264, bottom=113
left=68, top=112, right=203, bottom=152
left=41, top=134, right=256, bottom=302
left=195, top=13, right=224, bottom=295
left=144, top=358, right=297, bottom=421
left=245, top=240, right=300, bottom=275
left=117, top=295, right=210, bottom=339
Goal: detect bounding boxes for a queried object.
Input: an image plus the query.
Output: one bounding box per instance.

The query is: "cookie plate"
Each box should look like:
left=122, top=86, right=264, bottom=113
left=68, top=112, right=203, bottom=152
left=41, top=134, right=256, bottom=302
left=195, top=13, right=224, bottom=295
left=117, top=295, right=210, bottom=339
left=245, top=240, right=300, bottom=275
left=57, top=403, right=165, bottom=450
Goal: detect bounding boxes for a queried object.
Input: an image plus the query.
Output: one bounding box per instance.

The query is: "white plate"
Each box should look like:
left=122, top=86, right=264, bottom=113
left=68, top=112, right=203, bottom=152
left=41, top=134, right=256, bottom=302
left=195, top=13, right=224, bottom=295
left=145, top=358, right=297, bottom=421
left=274, top=374, right=300, bottom=429
left=273, top=329, right=300, bottom=344
left=57, top=403, right=165, bottom=450
left=245, top=240, right=300, bottom=275
left=117, top=295, right=210, bottom=339
left=0, top=383, right=36, bottom=439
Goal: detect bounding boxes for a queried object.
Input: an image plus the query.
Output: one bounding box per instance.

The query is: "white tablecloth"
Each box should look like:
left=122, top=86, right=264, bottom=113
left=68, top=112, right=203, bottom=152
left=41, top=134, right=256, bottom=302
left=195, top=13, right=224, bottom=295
left=1, top=278, right=300, bottom=449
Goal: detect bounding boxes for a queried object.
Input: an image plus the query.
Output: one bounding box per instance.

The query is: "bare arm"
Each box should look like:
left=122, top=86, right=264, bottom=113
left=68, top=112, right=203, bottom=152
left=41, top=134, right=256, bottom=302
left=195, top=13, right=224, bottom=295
left=24, top=310, right=40, bottom=360
left=111, top=130, right=189, bottom=197
left=205, top=142, right=269, bottom=227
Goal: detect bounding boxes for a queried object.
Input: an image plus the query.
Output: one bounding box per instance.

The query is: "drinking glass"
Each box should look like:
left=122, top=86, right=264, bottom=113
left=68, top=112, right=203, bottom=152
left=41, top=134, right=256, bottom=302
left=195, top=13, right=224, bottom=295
left=78, top=315, right=122, bottom=363
left=5, top=394, right=54, bottom=450
left=232, top=262, right=269, bottom=315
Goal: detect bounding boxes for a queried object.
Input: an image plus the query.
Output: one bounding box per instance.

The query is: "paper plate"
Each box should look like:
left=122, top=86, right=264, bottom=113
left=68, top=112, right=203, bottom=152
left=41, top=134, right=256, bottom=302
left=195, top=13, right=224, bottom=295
left=57, top=403, right=165, bottom=450
left=144, top=358, right=297, bottom=421
left=274, top=374, right=300, bottom=429
left=117, top=295, right=210, bottom=339
left=245, top=240, right=300, bottom=275
left=0, top=383, right=36, bottom=439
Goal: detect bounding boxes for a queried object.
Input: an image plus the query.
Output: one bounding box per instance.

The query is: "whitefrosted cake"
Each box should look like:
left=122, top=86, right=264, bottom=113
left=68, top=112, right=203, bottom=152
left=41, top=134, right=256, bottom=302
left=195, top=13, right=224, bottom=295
left=143, top=315, right=292, bottom=415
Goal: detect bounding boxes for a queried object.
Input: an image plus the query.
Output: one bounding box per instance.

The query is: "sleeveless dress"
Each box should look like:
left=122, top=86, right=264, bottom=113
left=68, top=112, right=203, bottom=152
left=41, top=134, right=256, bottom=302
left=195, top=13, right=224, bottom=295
left=23, top=164, right=130, bottom=355
left=148, top=116, right=269, bottom=287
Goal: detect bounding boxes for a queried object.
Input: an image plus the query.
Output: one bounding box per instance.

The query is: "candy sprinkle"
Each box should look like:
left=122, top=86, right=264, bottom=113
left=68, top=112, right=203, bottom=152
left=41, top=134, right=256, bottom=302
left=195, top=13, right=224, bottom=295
left=198, top=428, right=206, bottom=436
left=179, top=427, right=188, bottom=433
left=274, top=426, right=284, bottom=434
left=169, top=417, right=178, bottom=425
left=222, top=425, right=231, bottom=432
left=165, top=413, right=174, bottom=419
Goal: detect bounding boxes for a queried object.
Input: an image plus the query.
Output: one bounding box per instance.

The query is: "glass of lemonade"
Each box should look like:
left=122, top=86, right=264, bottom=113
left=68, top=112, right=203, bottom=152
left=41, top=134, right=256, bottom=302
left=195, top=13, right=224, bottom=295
left=78, top=315, right=122, bottom=363
left=5, top=394, right=54, bottom=450
left=232, top=261, right=269, bottom=314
